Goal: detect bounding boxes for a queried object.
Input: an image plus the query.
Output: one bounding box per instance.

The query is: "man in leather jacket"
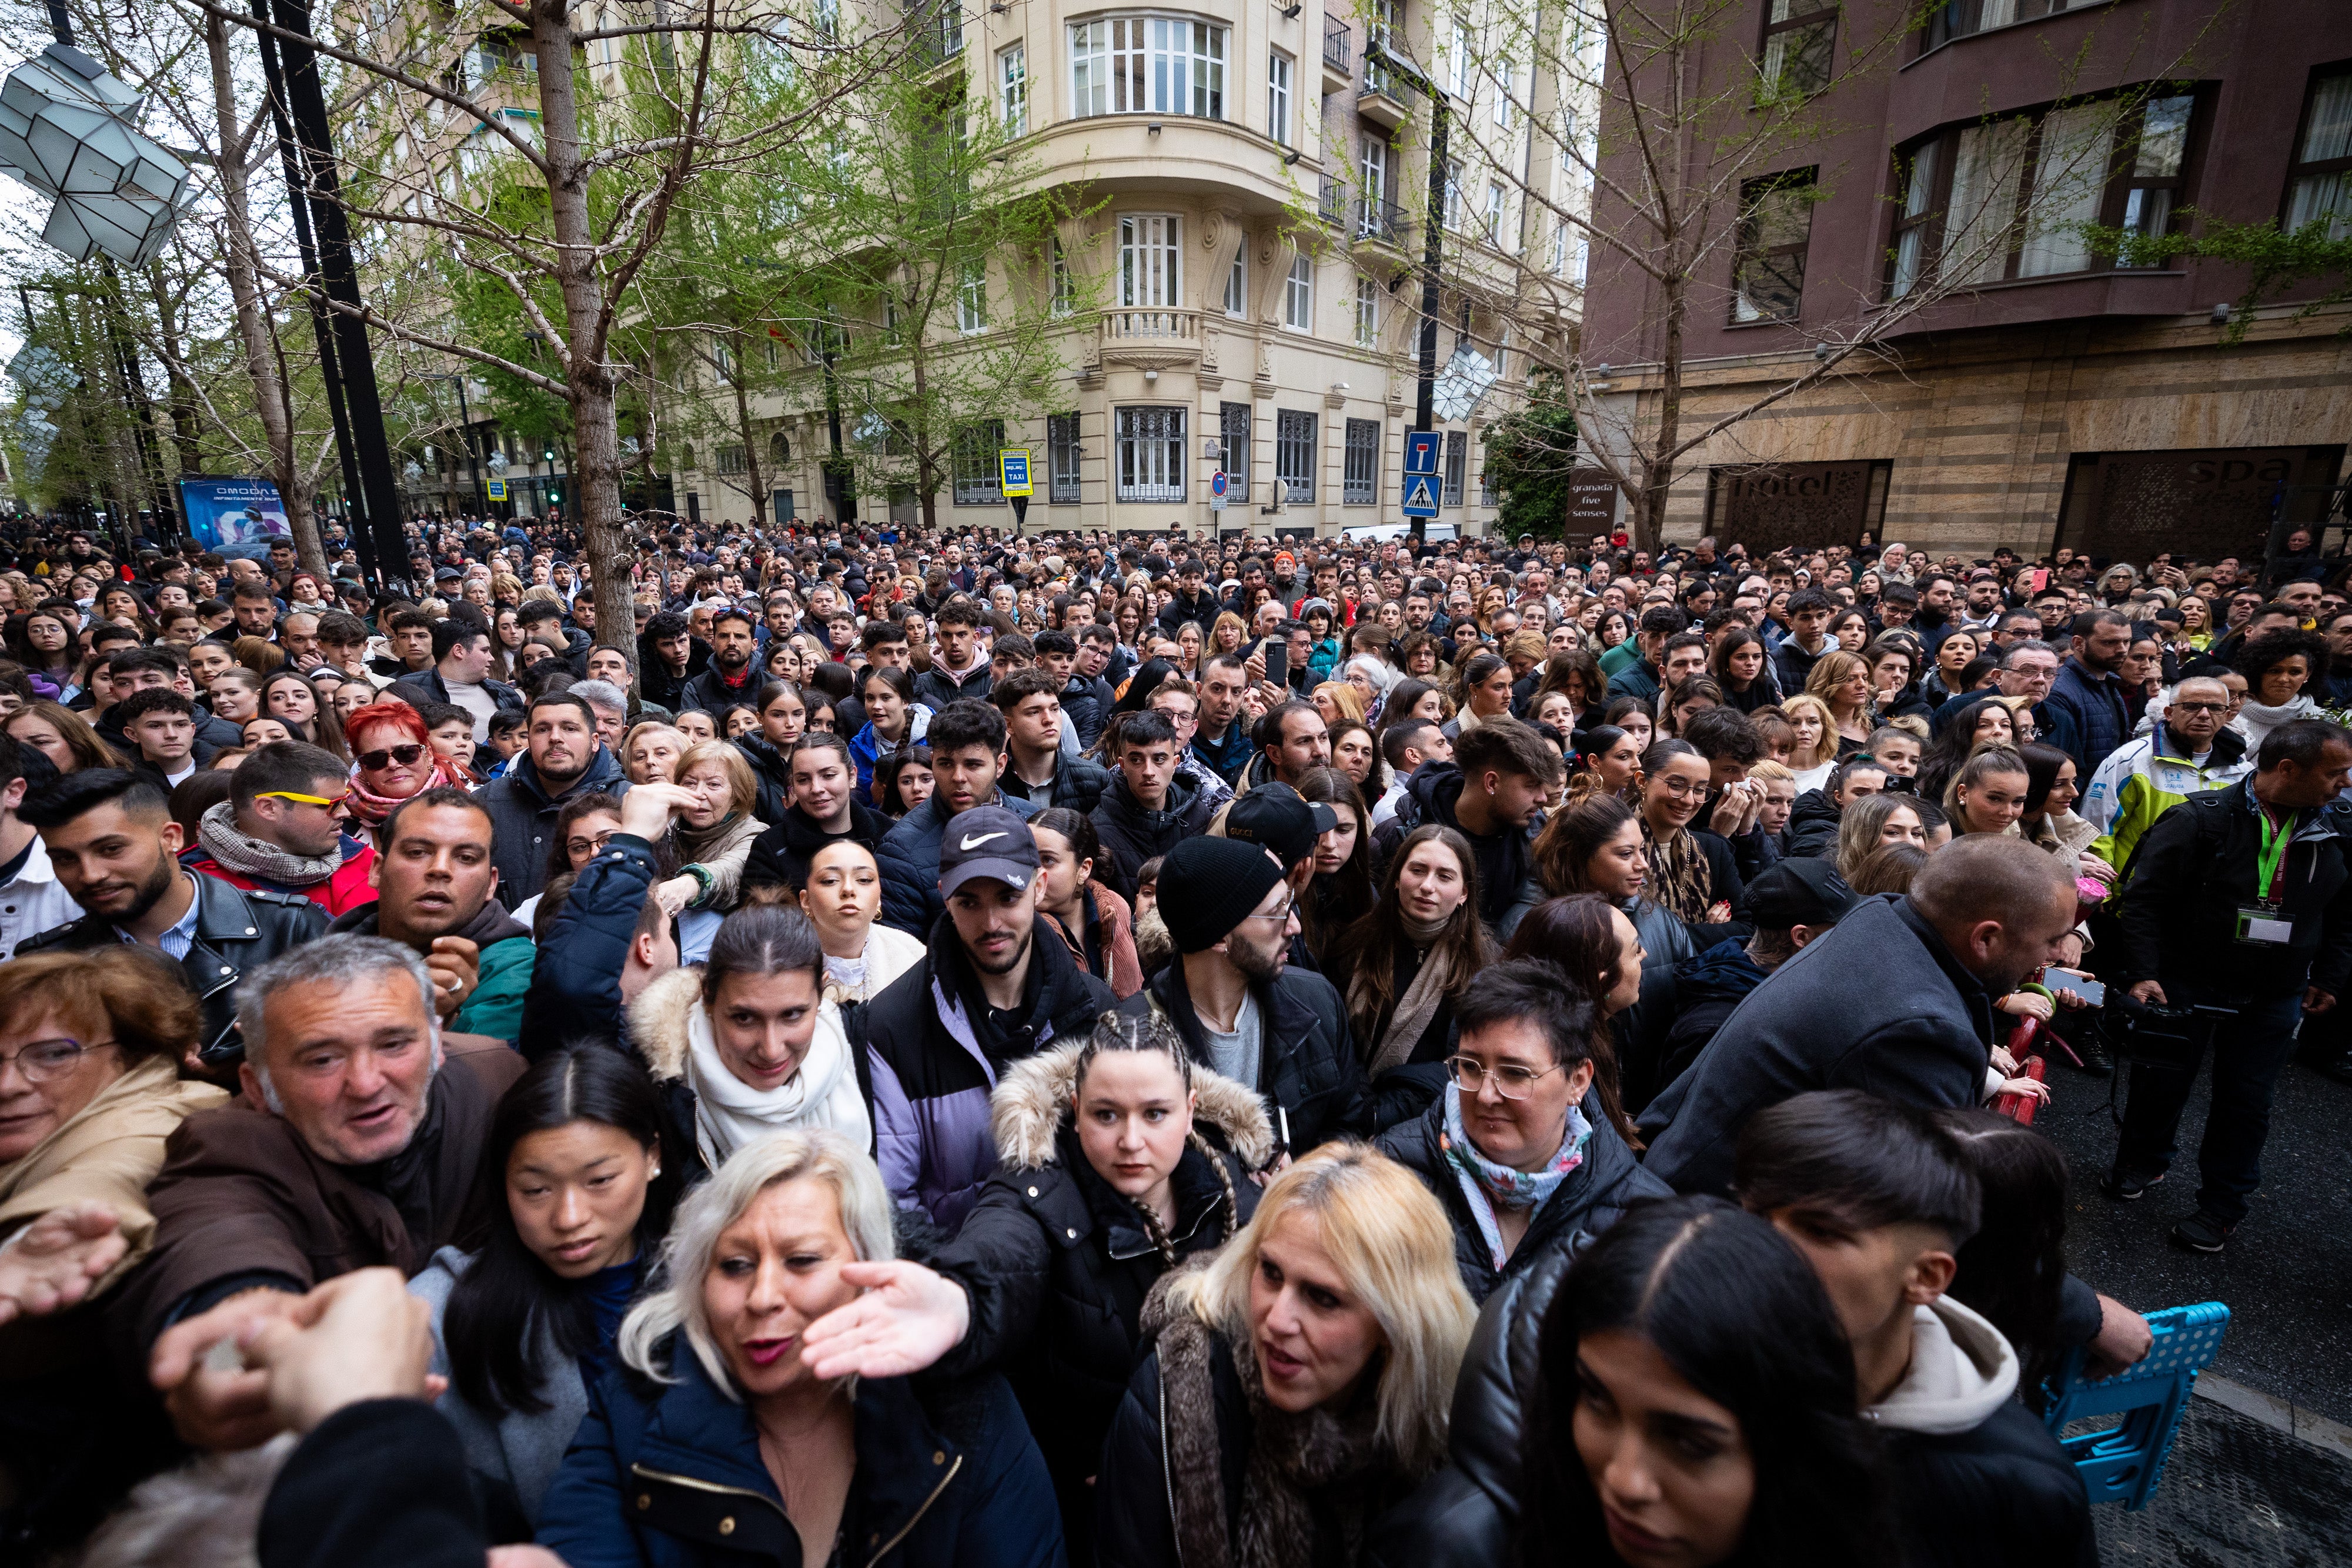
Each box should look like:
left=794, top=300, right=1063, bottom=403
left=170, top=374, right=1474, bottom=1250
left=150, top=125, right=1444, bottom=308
left=18, top=769, right=328, bottom=1076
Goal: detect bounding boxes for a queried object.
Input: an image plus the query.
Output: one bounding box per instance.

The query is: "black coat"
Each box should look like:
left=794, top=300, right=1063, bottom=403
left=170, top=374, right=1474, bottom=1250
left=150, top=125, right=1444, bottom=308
left=1886, top=1399, right=2096, bottom=1568
left=1782, top=787, right=1843, bottom=858
left=731, top=734, right=794, bottom=827
left=672, top=662, right=761, bottom=716
left=928, top=1039, right=1269, bottom=1558
left=1374, top=1091, right=1669, bottom=1303
left=1369, top=763, right=1538, bottom=930
left=258, top=1399, right=487, bottom=1568
left=1088, top=771, right=1217, bottom=904
left=1121, top=959, right=1375, bottom=1159
left=19, top=873, right=328, bottom=1068
left=1638, top=894, right=1997, bottom=1195
left=1000, top=750, right=1110, bottom=817
left=741, top=798, right=889, bottom=894
left=912, top=663, right=993, bottom=713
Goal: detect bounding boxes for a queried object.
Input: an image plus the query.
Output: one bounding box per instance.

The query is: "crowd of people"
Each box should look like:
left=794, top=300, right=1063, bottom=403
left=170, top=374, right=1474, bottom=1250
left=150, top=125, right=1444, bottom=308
left=2, top=508, right=2347, bottom=1568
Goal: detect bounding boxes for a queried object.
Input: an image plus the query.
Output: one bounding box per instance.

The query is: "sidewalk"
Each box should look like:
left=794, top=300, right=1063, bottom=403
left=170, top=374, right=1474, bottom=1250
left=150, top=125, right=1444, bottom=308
left=2093, top=1390, right=2352, bottom=1564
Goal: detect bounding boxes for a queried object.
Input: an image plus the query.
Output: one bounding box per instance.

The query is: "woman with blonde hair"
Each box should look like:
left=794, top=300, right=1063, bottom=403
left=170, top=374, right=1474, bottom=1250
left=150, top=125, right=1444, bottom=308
left=1778, top=692, right=1840, bottom=793
left=1092, top=1139, right=1474, bottom=1568
left=536, top=1128, right=1063, bottom=1567
left=1804, top=648, right=1878, bottom=755
left=1834, top=791, right=1929, bottom=882
left=1209, top=610, right=1249, bottom=660
left=1312, top=678, right=1367, bottom=728
left=652, top=739, right=766, bottom=917
left=4, top=700, right=126, bottom=773
left=230, top=634, right=285, bottom=677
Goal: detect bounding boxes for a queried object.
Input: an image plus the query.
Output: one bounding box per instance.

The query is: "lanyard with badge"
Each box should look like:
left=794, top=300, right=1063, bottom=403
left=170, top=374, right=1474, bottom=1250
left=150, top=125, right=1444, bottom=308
left=2236, top=806, right=2297, bottom=945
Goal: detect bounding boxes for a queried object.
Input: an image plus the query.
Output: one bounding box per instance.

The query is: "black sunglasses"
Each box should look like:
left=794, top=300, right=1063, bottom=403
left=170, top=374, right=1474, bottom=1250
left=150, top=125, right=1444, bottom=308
left=356, top=742, right=426, bottom=771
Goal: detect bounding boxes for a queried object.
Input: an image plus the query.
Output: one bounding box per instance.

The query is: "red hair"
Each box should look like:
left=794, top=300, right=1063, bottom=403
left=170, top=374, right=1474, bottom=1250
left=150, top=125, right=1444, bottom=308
left=343, top=700, right=432, bottom=749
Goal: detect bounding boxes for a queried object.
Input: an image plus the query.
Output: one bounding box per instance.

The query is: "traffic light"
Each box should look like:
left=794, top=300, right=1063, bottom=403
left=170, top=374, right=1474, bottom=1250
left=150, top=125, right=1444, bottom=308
left=543, top=446, right=557, bottom=464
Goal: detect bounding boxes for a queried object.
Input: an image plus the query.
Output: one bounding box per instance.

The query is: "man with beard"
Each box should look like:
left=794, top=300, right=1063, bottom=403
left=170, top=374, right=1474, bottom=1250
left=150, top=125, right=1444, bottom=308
left=19, top=770, right=326, bottom=1071
left=674, top=607, right=761, bottom=716
left=179, top=741, right=378, bottom=916
left=115, top=935, right=526, bottom=1450
left=861, top=808, right=1114, bottom=1228
left=1118, top=834, right=1374, bottom=1158
left=476, top=692, right=630, bottom=910
left=326, top=788, right=536, bottom=1042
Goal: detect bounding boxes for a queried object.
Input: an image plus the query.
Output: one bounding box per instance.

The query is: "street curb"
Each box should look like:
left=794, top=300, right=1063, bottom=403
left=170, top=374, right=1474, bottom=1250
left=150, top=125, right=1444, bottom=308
left=2194, top=1373, right=2352, bottom=1465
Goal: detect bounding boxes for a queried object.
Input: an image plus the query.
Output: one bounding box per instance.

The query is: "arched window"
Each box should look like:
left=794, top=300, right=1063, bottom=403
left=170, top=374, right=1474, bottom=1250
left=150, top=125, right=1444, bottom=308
left=769, top=431, right=791, bottom=465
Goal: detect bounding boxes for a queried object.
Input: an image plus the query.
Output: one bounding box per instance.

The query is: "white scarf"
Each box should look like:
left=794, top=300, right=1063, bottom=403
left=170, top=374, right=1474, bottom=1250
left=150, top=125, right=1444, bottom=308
left=686, top=998, right=872, bottom=1168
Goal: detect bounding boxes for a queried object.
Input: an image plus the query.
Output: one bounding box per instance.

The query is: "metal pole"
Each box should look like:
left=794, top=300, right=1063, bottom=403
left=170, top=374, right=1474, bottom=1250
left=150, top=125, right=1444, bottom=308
left=823, top=347, right=853, bottom=523
left=264, top=0, right=410, bottom=595
left=453, top=376, right=484, bottom=519
left=1367, top=40, right=1447, bottom=547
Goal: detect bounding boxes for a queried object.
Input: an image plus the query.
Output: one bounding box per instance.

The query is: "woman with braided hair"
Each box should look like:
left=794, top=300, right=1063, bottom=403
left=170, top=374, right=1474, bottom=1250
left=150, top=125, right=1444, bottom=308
left=791, top=1010, right=1269, bottom=1560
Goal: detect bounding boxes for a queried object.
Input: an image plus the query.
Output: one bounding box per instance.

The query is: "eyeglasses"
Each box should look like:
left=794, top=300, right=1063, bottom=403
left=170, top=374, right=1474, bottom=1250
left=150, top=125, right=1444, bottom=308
left=566, top=829, right=617, bottom=859
left=1243, top=898, right=1297, bottom=925
left=356, top=743, right=426, bottom=771
left=2171, top=701, right=2227, bottom=715
left=1652, top=774, right=1705, bottom=798
left=258, top=788, right=350, bottom=808
left=0, top=1037, right=117, bottom=1084
left=1446, top=1055, right=1563, bottom=1100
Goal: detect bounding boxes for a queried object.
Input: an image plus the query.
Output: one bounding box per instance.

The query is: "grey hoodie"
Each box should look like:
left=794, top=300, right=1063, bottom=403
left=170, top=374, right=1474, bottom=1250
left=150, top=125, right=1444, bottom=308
left=1865, top=1295, right=2020, bottom=1435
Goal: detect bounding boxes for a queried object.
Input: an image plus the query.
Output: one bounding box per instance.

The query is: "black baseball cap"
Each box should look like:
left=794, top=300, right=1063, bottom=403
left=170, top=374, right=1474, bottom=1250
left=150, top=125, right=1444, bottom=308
left=936, top=805, right=1038, bottom=897
left=1223, top=783, right=1336, bottom=872
left=1745, top=857, right=1858, bottom=931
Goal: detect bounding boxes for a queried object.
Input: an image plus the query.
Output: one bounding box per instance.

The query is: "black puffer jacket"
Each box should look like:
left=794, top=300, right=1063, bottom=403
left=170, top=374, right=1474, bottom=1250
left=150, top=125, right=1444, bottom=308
left=1089, top=770, right=1217, bottom=904
left=731, top=734, right=793, bottom=827
left=1363, top=1244, right=1578, bottom=1568
left=740, top=798, right=888, bottom=894
left=1000, top=750, right=1110, bottom=817
left=1120, top=958, right=1375, bottom=1158
left=1374, top=1091, right=1668, bottom=1303
left=930, top=1039, right=1269, bottom=1559
left=1782, top=787, right=1843, bottom=858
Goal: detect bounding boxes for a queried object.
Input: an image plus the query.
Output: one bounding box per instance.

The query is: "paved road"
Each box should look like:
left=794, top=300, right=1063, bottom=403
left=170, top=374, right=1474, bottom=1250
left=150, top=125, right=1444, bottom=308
left=2042, top=1050, right=2352, bottom=1426
left=2038, top=1047, right=2352, bottom=1562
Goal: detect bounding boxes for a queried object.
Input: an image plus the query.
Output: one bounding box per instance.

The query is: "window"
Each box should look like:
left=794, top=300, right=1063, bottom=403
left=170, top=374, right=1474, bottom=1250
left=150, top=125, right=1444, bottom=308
left=1275, top=410, right=1317, bottom=502
left=1117, top=215, right=1182, bottom=333
left=1000, top=45, right=1028, bottom=136
left=1049, top=413, right=1082, bottom=503
left=1221, top=403, right=1251, bottom=489
left=958, top=263, right=987, bottom=331
left=1494, top=64, right=1516, bottom=129
left=1925, top=0, right=2100, bottom=51
left=1731, top=169, right=1816, bottom=322
left=1284, top=253, right=1313, bottom=329
left=1358, top=135, right=1392, bottom=238
left=1889, top=94, right=2203, bottom=297
left=716, top=443, right=747, bottom=475
left=1443, top=159, right=1464, bottom=229
left=1051, top=236, right=1075, bottom=316
left=1269, top=51, right=1293, bottom=145
left=1443, top=430, right=1466, bottom=507
left=1759, top=0, right=1835, bottom=101
left=1343, top=418, right=1379, bottom=504
left=1446, top=19, right=1473, bottom=99
left=769, top=431, right=790, bottom=463
left=1485, top=179, right=1506, bottom=243
left=1364, top=0, right=1400, bottom=95
left=953, top=420, right=1005, bottom=504
left=1223, top=247, right=1247, bottom=316
left=1115, top=407, right=1186, bottom=501
left=2287, top=69, right=2352, bottom=240
left=1354, top=275, right=1379, bottom=346
left=1071, top=16, right=1226, bottom=120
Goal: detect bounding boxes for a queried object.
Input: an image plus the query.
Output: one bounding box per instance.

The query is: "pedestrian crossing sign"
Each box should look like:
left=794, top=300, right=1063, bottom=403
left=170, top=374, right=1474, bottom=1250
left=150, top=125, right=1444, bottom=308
left=1401, top=473, right=1439, bottom=517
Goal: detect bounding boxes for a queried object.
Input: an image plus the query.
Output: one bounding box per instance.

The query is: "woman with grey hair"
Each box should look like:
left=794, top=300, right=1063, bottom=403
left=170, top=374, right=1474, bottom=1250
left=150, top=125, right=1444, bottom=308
left=534, top=1128, right=1065, bottom=1568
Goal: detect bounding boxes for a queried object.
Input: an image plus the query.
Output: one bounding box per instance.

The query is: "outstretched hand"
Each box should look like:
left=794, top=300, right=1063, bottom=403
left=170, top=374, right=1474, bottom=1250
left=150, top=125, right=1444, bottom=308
left=0, top=1201, right=125, bottom=1326
left=800, top=1260, right=971, bottom=1380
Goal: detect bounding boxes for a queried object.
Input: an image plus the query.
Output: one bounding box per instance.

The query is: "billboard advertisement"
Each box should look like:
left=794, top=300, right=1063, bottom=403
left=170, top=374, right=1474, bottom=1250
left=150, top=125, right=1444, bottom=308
left=178, top=477, right=291, bottom=549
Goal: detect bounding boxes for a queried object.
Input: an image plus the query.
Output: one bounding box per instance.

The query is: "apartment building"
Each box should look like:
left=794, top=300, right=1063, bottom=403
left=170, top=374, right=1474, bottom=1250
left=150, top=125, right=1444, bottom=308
left=1581, top=0, right=2352, bottom=560
left=646, top=0, right=1591, bottom=537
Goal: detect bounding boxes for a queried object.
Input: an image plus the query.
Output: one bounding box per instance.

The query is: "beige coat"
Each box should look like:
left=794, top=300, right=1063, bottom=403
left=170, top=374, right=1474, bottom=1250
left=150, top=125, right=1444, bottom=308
left=0, top=1054, right=227, bottom=1295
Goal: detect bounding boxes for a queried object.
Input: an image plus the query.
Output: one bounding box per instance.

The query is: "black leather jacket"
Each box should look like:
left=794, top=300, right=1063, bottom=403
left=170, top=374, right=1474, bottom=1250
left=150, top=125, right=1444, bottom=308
left=19, top=872, right=329, bottom=1068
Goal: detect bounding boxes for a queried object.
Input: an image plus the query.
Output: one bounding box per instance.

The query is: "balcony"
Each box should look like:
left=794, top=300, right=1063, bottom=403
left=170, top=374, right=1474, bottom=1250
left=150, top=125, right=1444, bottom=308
left=1095, top=309, right=1202, bottom=374
left=1319, top=175, right=1347, bottom=226
left=1354, top=195, right=1413, bottom=248
left=1359, top=69, right=1409, bottom=131
left=1321, top=18, right=1352, bottom=91
left=907, top=0, right=963, bottom=68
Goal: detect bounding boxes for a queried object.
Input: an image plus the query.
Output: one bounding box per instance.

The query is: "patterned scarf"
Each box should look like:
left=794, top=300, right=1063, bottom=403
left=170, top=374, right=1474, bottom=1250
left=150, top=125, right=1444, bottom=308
left=1441, top=1083, right=1590, bottom=1271
left=195, top=800, right=341, bottom=886
left=1642, top=818, right=1712, bottom=924
left=345, top=757, right=457, bottom=824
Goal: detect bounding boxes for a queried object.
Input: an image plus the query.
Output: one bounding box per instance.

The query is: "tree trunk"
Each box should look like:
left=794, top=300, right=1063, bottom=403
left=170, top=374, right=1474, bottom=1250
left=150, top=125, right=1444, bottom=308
left=729, top=346, right=769, bottom=527
left=205, top=12, right=327, bottom=579
left=1636, top=265, right=1688, bottom=554
left=143, top=266, right=207, bottom=480
left=533, top=0, right=635, bottom=670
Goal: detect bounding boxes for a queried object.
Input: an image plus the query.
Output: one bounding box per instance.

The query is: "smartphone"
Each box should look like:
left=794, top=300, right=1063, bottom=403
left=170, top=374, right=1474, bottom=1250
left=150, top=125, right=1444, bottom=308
left=1262, top=640, right=1289, bottom=690
left=2051, top=972, right=2105, bottom=1007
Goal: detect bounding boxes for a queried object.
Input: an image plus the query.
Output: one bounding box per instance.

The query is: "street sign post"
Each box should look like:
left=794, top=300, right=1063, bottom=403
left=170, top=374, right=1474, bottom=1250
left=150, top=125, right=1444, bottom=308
left=485, top=479, right=507, bottom=502
left=1209, top=470, right=1228, bottom=511
left=998, top=447, right=1033, bottom=529
left=1401, top=430, right=1441, bottom=519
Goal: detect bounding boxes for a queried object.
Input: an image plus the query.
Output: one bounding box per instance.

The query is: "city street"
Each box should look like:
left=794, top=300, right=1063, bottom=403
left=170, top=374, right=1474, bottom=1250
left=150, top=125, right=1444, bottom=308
left=2043, top=1048, right=2352, bottom=1562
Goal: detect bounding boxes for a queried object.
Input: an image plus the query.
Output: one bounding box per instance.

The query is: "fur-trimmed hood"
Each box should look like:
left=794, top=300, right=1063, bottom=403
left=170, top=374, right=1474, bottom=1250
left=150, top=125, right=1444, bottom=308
left=627, top=966, right=706, bottom=1084
left=990, top=1037, right=1275, bottom=1171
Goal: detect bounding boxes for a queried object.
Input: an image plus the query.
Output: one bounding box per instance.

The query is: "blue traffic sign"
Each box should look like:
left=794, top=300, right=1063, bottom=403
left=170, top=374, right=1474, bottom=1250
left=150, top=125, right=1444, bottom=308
left=1401, top=474, right=1440, bottom=517
left=1210, top=470, right=1229, bottom=499
left=1403, top=430, right=1441, bottom=476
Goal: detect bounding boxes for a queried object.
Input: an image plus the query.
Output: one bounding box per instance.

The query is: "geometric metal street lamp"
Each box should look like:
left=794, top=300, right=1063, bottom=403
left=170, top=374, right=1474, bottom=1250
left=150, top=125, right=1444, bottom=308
left=0, top=44, right=195, bottom=266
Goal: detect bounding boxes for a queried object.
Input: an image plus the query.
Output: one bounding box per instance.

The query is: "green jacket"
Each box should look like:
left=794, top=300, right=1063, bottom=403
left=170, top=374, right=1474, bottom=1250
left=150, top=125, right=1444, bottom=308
left=454, top=935, right=537, bottom=1041
left=2083, top=725, right=2252, bottom=872
left=1598, top=633, right=1642, bottom=676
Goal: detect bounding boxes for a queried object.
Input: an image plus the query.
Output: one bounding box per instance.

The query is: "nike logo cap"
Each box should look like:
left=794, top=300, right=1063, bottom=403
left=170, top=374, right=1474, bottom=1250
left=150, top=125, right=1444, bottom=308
left=936, top=803, right=1041, bottom=899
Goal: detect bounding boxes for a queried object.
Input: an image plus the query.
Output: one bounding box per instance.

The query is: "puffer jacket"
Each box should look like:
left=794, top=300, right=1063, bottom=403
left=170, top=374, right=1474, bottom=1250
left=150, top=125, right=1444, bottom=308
left=877, top=789, right=1043, bottom=937
left=518, top=830, right=658, bottom=1062
left=476, top=744, right=632, bottom=911
left=1374, top=1089, right=1667, bottom=1304
left=742, top=799, right=890, bottom=895
left=1000, top=750, right=1110, bottom=817
left=1652, top=939, right=1770, bottom=1105
left=860, top=915, right=1115, bottom=1230
left=850, top=704, right=931, bottom=803
left=536, top=1336, right=1065, bottom=1568
left=181, top=827, right=379, bottom=918
left=928, top=1042, right=1268, bottom=1556
left=731, top=734, right=794, bottom=827
left=1782, top=788, right=1843, bottom=858
left=1120, top=957, right=1375, bottom=1159
left=1044, top=882, right=1144, bottom=999
left=2083, top=722, right=2250, bottom=870
left=1088, top=771, right=1216, bottom=904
